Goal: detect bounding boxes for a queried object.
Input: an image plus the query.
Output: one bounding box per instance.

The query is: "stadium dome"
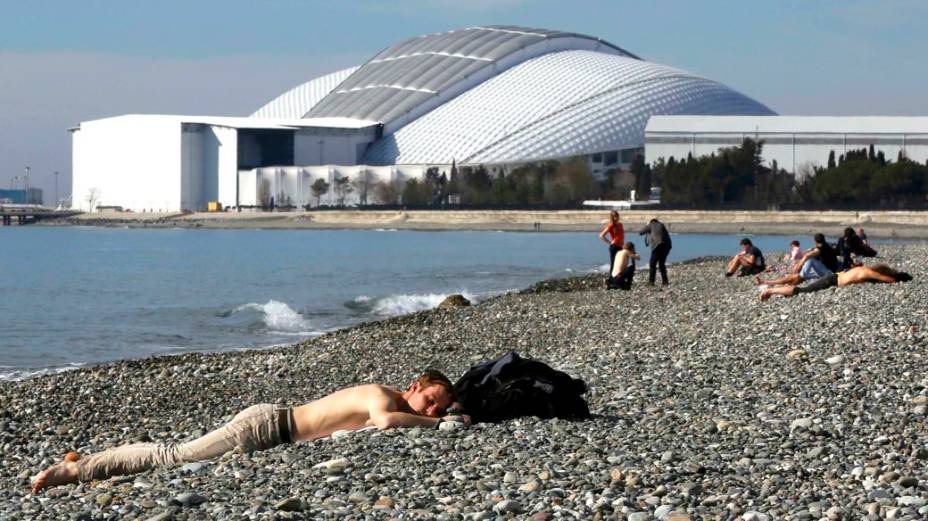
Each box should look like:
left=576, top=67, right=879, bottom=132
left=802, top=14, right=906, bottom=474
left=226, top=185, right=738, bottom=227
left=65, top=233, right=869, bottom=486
left=252, top=25, right=775, bottom=166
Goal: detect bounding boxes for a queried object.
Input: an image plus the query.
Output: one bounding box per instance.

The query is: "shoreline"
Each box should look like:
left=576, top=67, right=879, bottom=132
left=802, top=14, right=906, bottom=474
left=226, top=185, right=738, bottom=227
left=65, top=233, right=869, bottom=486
left=37, top=209, right=928, bottom=239
left=3, top=244, right=927, bottom=519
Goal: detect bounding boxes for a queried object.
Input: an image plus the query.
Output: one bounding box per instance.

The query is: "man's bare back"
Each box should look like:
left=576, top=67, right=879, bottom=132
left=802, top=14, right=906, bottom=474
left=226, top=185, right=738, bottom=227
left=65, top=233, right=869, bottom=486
left=291, top=383, right=454, bottom=441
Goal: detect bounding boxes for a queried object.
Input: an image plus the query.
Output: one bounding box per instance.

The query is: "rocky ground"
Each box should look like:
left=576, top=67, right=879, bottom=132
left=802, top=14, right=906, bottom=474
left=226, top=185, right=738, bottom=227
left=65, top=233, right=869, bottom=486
left=1, top=244, right=927, bottom=520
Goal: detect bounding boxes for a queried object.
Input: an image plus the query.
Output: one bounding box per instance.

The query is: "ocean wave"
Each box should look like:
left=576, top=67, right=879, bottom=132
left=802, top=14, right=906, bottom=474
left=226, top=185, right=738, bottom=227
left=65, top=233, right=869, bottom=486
left=0, top=362, right=86, bottom=382
left=345, top=291, right=478, bottom=317
left=232, top=300, right=316, bottom=334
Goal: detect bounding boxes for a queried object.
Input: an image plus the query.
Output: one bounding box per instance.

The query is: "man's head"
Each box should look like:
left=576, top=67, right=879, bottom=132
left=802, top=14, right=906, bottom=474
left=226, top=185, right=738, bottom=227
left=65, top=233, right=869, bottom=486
left=790, top=240, right=800, bottom=248
left=405, top=369, right=453, bottom=417
left=740, top=238, right=753, bottom=251
left=623, top=241, right=635, bottom=252
left=814, top=233, right=826, bottom=246
left=871, top=264, right=913, bottom=282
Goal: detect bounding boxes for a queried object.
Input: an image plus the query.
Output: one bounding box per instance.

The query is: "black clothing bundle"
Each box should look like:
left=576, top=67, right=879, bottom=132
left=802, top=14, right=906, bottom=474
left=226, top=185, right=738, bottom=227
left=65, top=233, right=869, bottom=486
left=452, top=351, right=591, bottom=423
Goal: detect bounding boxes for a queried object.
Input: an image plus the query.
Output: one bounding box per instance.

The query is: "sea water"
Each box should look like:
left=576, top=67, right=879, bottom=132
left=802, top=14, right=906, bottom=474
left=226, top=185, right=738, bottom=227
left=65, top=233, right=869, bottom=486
left=0, top=226, right=824, bottom=379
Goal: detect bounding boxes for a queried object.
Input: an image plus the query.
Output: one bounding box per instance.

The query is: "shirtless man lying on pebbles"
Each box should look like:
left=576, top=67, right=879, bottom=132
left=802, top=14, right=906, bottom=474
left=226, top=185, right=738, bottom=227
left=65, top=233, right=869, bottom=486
left=760, top=264, right=912, bottom=301
left=32, top=369, right=468, bottom=493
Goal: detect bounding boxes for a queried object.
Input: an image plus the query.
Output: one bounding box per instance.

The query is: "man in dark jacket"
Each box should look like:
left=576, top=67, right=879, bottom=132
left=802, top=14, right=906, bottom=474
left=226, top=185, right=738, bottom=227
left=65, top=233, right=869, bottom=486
left=639, top=218, right=672, bottom=286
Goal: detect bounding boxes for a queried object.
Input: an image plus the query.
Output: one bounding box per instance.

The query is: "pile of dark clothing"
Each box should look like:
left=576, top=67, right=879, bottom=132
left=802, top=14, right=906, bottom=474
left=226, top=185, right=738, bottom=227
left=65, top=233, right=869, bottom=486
left=452, top=351, right=591, bottom=423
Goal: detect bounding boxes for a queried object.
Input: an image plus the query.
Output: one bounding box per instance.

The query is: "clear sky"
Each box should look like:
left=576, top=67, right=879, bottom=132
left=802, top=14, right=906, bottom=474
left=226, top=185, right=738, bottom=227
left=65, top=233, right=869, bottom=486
left=1, top=0, right=926, bottom=201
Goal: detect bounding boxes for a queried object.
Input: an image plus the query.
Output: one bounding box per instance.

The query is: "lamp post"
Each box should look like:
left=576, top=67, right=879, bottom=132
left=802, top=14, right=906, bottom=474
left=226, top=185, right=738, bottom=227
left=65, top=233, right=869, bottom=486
left=24, top=166, right=31, bottom=204
left=54, top=171, right=59, bottom=207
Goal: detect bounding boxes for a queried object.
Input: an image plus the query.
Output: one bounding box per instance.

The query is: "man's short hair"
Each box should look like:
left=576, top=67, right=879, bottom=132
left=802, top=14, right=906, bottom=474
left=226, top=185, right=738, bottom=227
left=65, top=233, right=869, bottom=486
left=790, top=240, right=800, bottom=247
left=814, top=233, right=825, bottom=244
left=740, top=238, right=753, bottom=246
left=417, top=369, right=453, bottom=395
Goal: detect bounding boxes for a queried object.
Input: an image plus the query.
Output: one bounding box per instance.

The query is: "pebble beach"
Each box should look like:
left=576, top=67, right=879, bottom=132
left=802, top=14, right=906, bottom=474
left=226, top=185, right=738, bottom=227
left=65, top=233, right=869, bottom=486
left=2, top=243, right=927, bottom=520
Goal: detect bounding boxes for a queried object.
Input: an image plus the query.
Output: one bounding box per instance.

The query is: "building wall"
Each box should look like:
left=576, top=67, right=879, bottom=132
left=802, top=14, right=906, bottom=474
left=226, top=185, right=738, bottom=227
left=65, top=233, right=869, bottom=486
left=211, top=126, right=238, bottom=209
left=293, top=128, right=377, bottom=166
left=72, top=116, right=182, bottom=212
left=646, top=118, right=928, bottom=174
left=238, top=165, right=410, bottom=208
left=181, top=126, right=205, bottom=211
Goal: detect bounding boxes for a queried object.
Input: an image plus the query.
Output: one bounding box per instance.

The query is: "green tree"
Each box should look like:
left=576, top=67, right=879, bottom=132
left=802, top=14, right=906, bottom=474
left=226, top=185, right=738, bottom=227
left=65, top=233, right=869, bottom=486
left=401, top=179, right=429, bottom=205
left=310, top=178, right=329, bottom=207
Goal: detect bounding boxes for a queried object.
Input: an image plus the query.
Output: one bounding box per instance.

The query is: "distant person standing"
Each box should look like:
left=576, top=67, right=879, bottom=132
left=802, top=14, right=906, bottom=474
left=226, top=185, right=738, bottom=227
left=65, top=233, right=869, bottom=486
left=639, top=218, right=672, bottom=286
left=599, top=210, right=625, bottom=273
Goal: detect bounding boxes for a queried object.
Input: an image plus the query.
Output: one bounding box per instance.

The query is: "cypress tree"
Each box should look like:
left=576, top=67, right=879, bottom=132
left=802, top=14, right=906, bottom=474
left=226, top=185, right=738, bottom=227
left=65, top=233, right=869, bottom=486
left=868, top=144, right=875, bottom=161
left=827, top=150, right=836, bottom=170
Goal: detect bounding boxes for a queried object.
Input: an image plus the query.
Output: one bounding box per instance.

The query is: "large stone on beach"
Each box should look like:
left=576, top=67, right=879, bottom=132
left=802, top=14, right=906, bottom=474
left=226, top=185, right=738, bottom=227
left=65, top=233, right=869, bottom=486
left=274, top=498, right=303, bottom=511
left=439, top=294, right=471, bottom=308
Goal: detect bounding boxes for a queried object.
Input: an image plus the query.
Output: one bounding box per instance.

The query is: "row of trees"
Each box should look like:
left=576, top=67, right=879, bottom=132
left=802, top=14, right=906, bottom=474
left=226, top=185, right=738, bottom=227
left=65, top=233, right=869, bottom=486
left=655, top=140, right=928, bottom=208
left=260, top=140, right=926, bottom=209
left=291, top=157, right=652, bottom=209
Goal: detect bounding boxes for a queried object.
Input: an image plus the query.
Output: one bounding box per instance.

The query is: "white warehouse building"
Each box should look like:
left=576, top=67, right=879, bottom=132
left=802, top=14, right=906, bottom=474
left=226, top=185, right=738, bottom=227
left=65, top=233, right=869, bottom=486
left=645, top=116, right=928, bottom=174
left=71, top=25, right=776, bottom=212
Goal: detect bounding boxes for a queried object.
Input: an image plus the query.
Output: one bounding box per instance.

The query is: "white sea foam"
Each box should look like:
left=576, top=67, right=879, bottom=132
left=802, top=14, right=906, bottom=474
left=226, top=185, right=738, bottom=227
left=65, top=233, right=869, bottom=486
left=0, top=362, right=86, bottom=382
left=233, top=300, right=315, bottom=334
left=354, top=295, right=372, bottom=303
left=371, top=291, right=478, bottom=316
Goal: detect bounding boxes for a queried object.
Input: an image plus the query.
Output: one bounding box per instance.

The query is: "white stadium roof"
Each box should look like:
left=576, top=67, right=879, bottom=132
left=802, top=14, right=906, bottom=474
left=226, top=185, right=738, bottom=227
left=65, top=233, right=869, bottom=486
left=251, top=25, right=775, bottom=165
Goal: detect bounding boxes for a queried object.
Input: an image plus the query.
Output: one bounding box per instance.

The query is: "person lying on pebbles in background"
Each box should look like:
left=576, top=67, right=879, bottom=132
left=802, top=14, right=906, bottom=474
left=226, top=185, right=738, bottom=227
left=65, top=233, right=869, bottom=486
left=760, top=264, right=912, bottom=301
left=32, top=370, right=467, bottom=494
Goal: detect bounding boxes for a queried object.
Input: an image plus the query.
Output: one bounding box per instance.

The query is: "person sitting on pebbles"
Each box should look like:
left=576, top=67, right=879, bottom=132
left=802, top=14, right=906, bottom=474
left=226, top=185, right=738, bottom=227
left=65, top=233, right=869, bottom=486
left=725, top=238, right=766, bottom=277
left=759, top=264, right=912, bottom=301
left=32, top=370, right=468, bottom=494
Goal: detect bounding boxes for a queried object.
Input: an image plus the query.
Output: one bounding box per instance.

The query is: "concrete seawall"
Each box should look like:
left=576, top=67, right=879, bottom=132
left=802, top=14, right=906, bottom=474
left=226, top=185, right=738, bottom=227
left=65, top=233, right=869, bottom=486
left=60, top=209, right=928, bottom=238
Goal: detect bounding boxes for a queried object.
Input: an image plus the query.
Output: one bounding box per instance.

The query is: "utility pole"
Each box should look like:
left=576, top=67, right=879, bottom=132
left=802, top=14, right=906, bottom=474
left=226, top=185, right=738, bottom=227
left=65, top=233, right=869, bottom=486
left=24, top=166, right=31, bottom=204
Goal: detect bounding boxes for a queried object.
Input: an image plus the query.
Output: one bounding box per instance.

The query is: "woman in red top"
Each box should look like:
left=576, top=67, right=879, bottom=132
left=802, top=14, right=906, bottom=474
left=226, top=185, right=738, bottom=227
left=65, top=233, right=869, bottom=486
left=599, top=210, right=625, bottom=274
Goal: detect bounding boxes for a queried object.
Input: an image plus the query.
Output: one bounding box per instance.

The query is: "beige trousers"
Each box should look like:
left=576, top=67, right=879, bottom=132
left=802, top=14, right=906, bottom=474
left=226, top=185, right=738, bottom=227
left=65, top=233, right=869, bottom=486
left=76, top=404, right=286, bottom=482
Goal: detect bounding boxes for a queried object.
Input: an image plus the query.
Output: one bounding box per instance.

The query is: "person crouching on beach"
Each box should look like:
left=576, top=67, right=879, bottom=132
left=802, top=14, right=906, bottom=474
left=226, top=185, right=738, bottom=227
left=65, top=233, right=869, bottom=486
left=725, top=238, right=765, bottom=277
left=606, top=242, right=639, bottom=290
left=599, top=210, right=625, bottom=274
left=32, top=370, right=467, bottom=493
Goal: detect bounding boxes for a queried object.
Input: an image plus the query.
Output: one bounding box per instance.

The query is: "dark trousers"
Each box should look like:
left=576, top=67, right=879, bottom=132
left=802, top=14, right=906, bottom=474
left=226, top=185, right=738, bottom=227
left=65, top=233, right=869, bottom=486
left=608, top=244, right=621, bottom=273
left=649, top=243, right=671, bottom=285
left=607, top=265, right=635, bottom=290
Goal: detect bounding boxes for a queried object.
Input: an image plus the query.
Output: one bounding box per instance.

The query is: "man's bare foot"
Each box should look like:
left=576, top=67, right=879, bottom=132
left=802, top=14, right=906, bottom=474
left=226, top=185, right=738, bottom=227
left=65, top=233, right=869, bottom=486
left=754, top=275, right=763, bottom=285
left=760, top=289, right=772, bottom=302
left=31, top=452, right=80, bottom=494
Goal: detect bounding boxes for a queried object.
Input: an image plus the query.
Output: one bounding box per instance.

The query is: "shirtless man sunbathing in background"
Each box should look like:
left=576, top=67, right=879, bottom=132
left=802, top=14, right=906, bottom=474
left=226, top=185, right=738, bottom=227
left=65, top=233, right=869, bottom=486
left=32, top=370, right=467, bottom=493
left=760, top=264, right=912, bottom=301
